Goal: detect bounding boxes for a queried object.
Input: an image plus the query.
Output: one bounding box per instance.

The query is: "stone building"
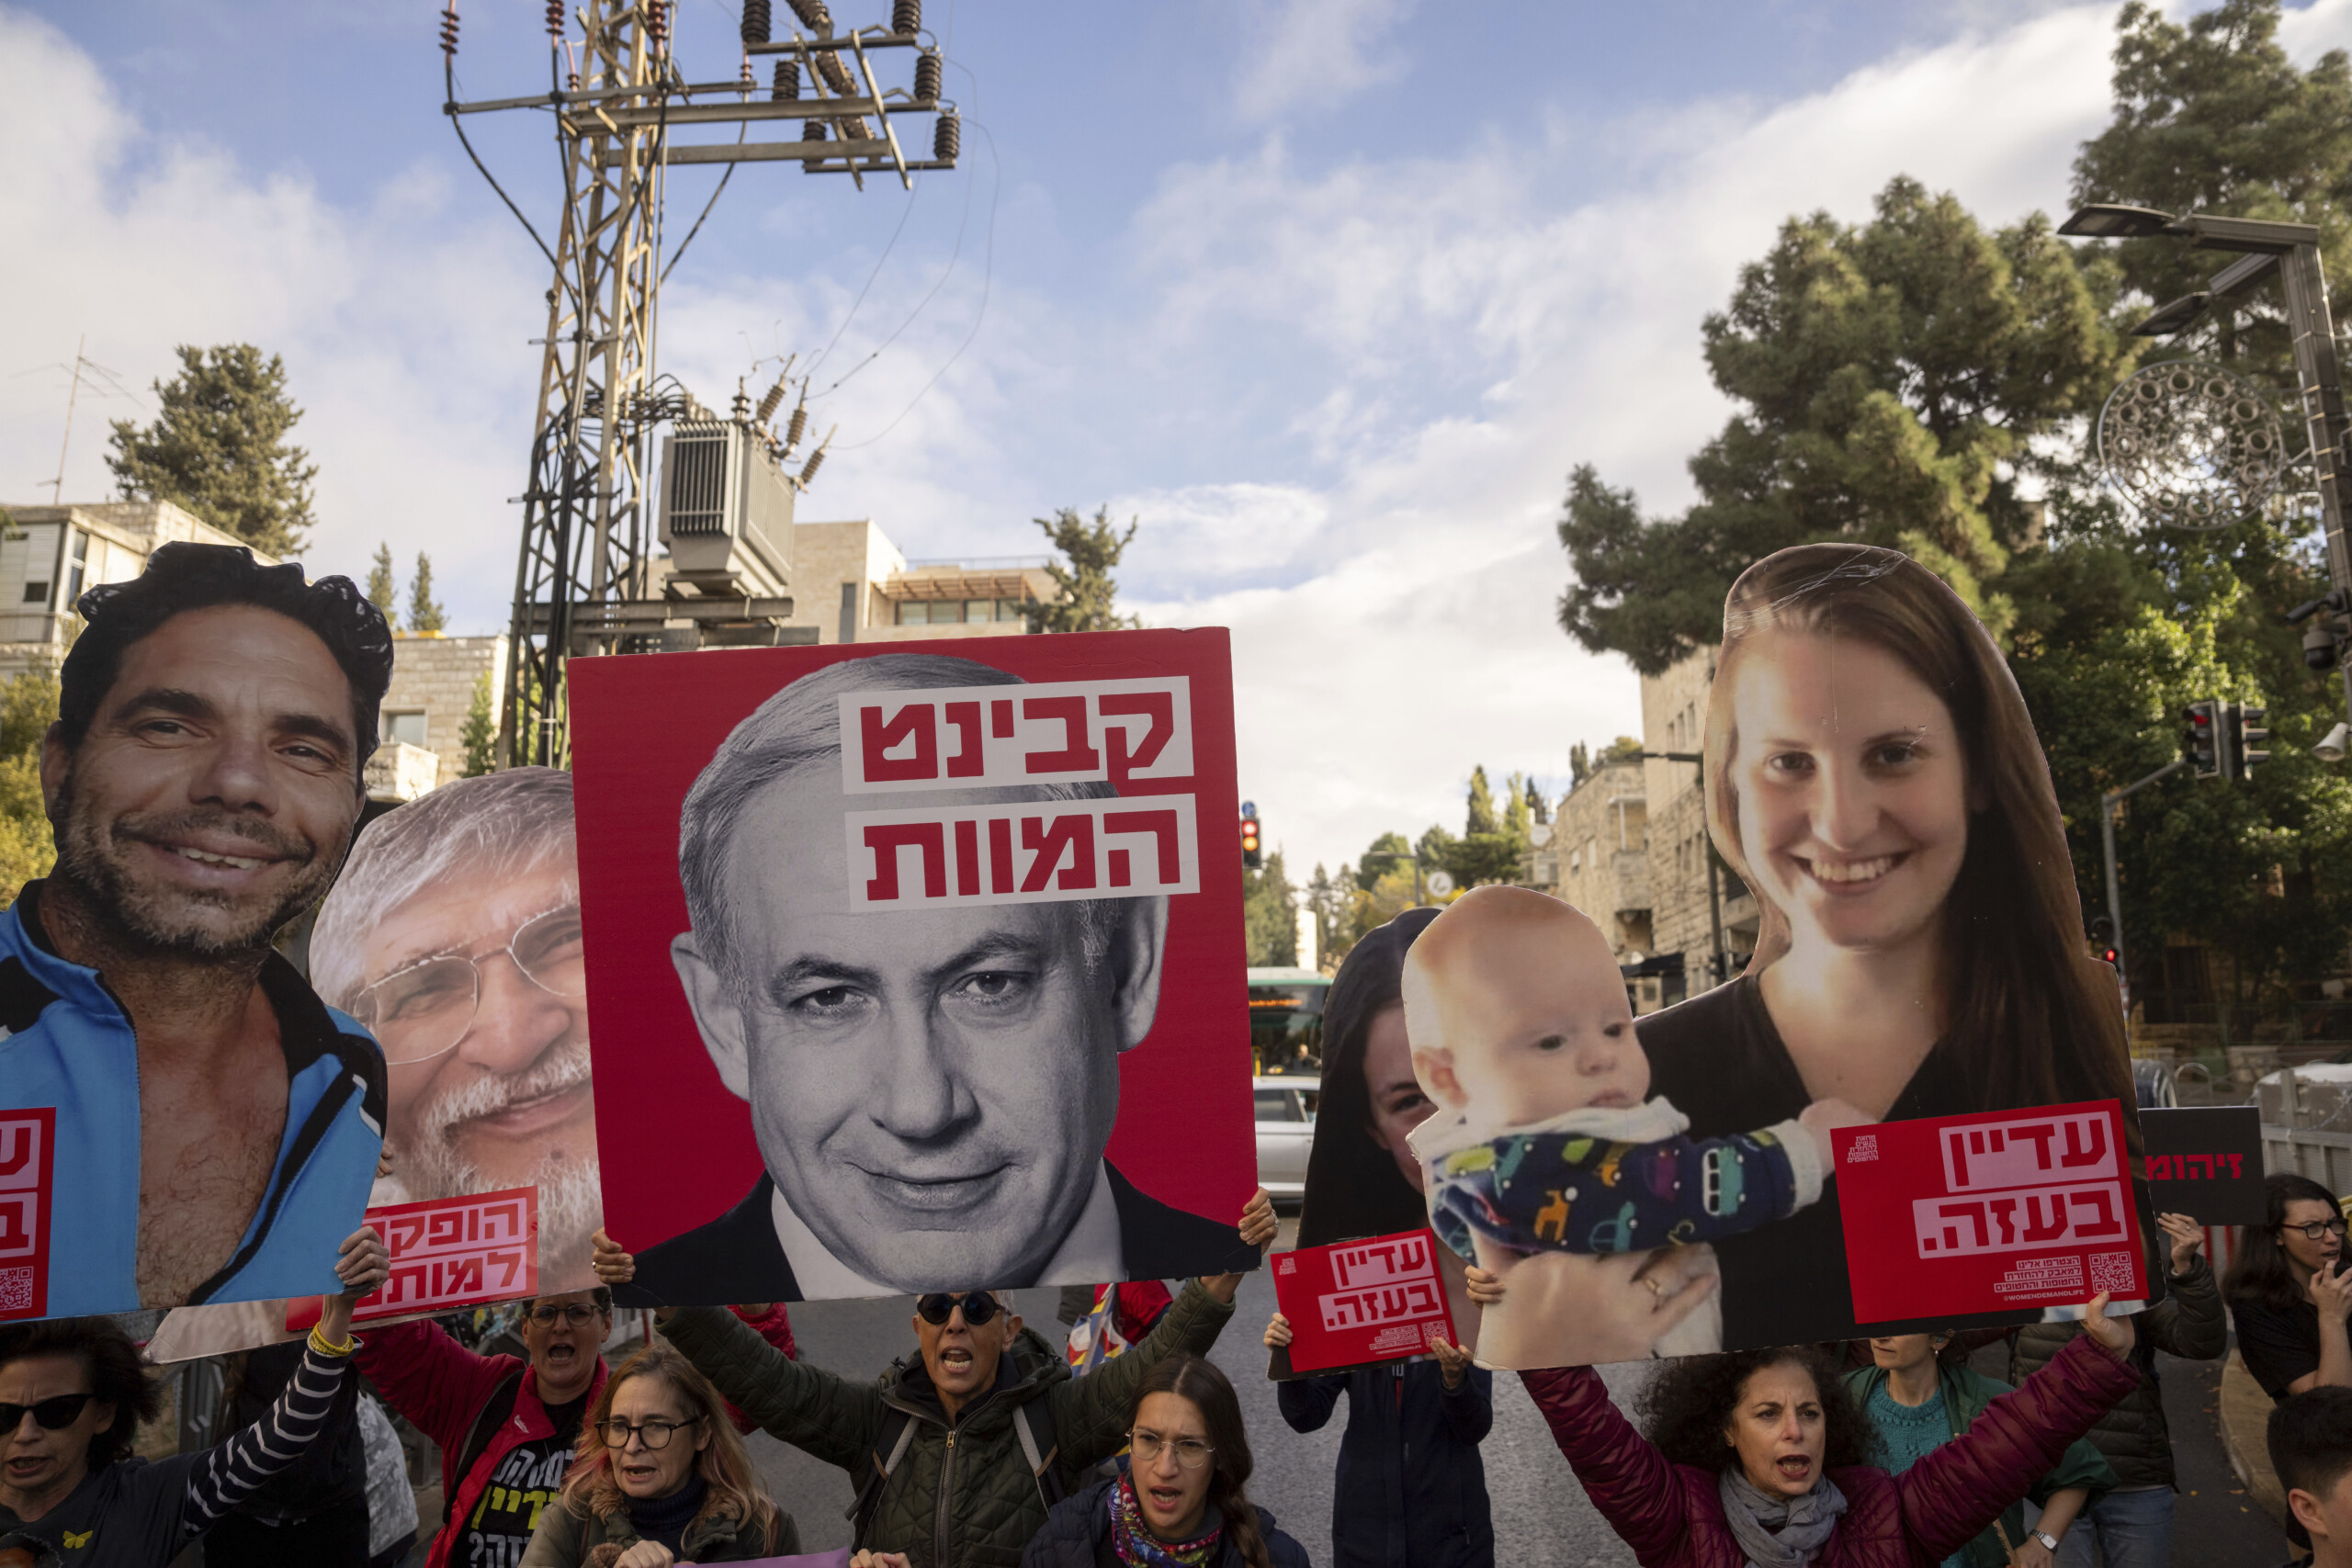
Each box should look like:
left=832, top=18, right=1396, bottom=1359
left=1639, top=645, right=1757, bottom=1004
left=377, top=633, right=509, bottom=788
left=0, top=502, right=273, bottom=680
left=1543, top=753, right=1664, bottom=1012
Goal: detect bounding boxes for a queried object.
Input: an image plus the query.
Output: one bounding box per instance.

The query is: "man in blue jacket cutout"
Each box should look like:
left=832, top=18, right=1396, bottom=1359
left=0, top=542, right=391, bottom=1313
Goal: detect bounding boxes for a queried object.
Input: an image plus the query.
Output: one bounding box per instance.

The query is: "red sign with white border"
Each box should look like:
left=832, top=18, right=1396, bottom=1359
left=1833, top=1099, right=2145, bottom=1323
left=1271, top=1229, right=1459, bottom=1373
left=0, top=1111, right=54, bottom=1323
left=288, top=1187, right=537, bottom=1332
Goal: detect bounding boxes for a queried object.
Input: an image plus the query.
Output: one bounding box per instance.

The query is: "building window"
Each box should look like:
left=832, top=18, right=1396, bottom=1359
left=21, top=581, right=46, bottom=605
left=67, top=531, right=87, bottom=603
left=386, top=711, right=428, bottom=748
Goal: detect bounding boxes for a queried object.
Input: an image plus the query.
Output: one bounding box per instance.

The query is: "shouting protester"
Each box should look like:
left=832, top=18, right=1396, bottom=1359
left=356, top=1288, right=795, bottom=1568
left=594, top=1189, right=1276, bottom=1568
left=0, top=1227, right=388, bottom=1567
left=5, top=543, right=393, bottom=1312
left=1510, top=1283, right=2142, bottom=1568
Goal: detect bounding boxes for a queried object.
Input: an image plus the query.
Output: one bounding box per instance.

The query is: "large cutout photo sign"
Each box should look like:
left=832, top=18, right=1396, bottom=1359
left=1405, top=545, right=2154, bottom=1365
left=571, top=629, right=1260, bottom=1304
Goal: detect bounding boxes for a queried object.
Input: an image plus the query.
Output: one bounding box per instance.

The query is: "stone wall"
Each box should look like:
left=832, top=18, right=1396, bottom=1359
left=379, top=634, right=507, bottom=786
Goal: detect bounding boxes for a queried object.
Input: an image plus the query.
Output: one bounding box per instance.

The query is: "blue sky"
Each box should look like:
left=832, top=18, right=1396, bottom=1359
left=10, top=0, right=2352, bottom=876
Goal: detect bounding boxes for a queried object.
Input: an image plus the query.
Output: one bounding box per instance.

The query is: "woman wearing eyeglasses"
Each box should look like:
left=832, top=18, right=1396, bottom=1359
left=1022, top=1353, right=1306, bottom=1568
left=2226, top=1173, right=2352, bottom=1404
left=521, top=1340, right=794, bottom=1568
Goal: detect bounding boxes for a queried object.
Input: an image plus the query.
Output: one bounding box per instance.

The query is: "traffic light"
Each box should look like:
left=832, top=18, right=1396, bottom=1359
left=2234, top=702, right=2271, bottom=778
left=2087, top=914, right=2118, bottom=967
left=1240, top=811, right=1261, bottom=871
left=2185, top=699, right=2222, bottom=779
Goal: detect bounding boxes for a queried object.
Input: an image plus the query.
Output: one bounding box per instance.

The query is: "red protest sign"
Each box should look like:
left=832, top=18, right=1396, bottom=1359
left=0, top=1111, right=54, bottom=1324
left=288, top=1188, right=538, bottom=1333
left=1833, top=1100, right=2145, bottom=1323
left=1271, top=1229, right=1458, bottom=1373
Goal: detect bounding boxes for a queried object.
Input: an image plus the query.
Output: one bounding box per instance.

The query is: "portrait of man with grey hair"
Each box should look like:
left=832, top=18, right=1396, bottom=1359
left=310, top=766, right=602, bottom=1289
left=605, top=649, right=1255, bottom=1305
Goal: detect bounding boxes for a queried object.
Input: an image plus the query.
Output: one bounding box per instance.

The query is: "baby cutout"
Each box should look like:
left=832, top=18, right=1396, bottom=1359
left=1402, top=886, right=1868, bottom=1358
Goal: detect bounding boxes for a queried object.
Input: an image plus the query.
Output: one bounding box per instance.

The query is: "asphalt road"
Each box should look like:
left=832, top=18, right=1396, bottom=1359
left=739, top=1238, right=2289, bottom=1567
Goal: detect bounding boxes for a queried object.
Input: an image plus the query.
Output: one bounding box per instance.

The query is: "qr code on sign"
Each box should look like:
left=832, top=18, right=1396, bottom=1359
left=2089, top=1251, right=2135, bottom=1294
left=1846, top=1135, right=1878, bottom=1164
left=0, top=1268, right=33, bottom=1313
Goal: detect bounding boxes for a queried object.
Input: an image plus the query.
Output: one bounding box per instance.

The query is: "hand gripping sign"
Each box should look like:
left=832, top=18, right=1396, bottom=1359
left=1833, top=1100, right=2145, bottom=1323
left=1271, top=1229, right=1460, bottom=1374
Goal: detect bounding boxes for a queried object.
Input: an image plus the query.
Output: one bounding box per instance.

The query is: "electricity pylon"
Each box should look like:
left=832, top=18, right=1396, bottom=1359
left=439, top=0, right=957, bottom=767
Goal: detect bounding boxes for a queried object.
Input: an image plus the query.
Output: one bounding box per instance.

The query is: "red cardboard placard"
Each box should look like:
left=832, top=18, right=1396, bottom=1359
left=1271, top=1229, right=1459, bottom=1373
left=0, top=1111, right=54, bottom=1324
left=288, top=1187, right=538, bottom=1332
left=1833, top=1100, right=2144, bottom=1323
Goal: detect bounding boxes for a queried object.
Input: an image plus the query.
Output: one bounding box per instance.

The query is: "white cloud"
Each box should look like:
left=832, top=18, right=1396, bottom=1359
left=1233, top=0, right=1419, bottom=124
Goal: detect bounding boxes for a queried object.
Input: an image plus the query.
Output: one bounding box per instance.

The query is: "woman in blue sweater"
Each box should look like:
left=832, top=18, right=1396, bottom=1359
left=1273, top=908, right=1494, bottom=1568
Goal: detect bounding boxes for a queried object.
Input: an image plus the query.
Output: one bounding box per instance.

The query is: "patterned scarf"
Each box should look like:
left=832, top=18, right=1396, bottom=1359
left=1717, top=1469, right=1849, bottom=1568
left=1107, top=1472, right=1223, bottom=1568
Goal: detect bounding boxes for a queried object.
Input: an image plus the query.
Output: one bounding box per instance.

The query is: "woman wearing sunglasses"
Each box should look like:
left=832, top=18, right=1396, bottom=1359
left=0, top=1225, right=388, bottom=1567
left=1022, top=1353, right=1306, bottom=1568
left=522, top=1340, right=793, bottom=1568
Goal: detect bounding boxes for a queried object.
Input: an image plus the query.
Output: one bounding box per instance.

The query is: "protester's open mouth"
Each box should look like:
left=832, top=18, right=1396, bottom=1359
left=543, top=1343, right=579, bottom=1368
left=5, top=1455, right=47, bottom=1480
left=1795, top=852, right=1905, bottom=891
left=620, top=1460, right=661, bottom=1485
left=937, top=1346, right=975, bottom=1376
left=1143, top=1481, right=1188, bottom=1515
left=859, top=1164, right=1008, bottom=1215
left=1776, top=1455, right=1814, bottom=1483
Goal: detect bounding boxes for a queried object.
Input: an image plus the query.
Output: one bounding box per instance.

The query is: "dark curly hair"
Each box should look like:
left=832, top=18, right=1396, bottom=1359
left=60, top=543, right=394, bottom=781
left=0, top=1317, right=163, bottom=1472
left=1638, top=1347, right=1879, bottom=1474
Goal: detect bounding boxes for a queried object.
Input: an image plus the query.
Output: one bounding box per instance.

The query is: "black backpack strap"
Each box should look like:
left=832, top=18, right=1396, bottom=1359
left=1011, top=1396, right=1065, bottom=1508
left=846, top=1407, right=920, bottom=1550
left=442, top=1369, right=526, bottom=1529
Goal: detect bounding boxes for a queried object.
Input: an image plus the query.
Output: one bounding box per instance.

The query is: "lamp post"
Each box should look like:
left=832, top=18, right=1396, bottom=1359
left=2059, top=204, right=2352, bottom=735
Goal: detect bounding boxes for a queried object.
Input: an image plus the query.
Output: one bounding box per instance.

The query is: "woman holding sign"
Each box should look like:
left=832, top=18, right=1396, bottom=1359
left=1606, top=544, right=2142, bottom=1350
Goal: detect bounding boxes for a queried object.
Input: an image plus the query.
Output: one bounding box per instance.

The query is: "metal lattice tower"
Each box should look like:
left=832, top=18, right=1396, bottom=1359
left=442, top=0, right=958, bottom=767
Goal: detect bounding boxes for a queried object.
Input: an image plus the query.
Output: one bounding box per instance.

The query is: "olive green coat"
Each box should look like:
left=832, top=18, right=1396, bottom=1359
left=660, top=1279, right=1236, bottom=1568
left=518, top=1491, right=799, bottom=1566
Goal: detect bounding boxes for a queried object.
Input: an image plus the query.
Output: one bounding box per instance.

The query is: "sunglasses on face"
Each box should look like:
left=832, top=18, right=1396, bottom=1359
left=916, top=1292, right=1002, bottom=1326
left=0, top=1393, right=93, bottom=1433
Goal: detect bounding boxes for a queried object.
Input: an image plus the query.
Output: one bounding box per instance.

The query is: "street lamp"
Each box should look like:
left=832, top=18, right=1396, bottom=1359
left=2059, top=202, right=2352, bottom=731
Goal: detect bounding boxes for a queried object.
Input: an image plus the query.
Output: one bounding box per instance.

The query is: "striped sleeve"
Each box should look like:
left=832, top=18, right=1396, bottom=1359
left=176, top=1343, right=352, bottom=1538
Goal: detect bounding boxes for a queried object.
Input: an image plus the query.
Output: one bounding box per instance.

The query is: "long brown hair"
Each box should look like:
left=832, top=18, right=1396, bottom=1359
left=558, top=1340, right=782, bottom=1551
left=1702, top=544, right=2135, bottom=1130
left=1296, top=907, right=1442, bottom=1248
left=1130, top=1354, right=1272, bottom=1568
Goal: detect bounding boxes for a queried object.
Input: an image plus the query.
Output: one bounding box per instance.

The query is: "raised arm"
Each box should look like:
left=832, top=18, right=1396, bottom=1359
left=2143, top=1214, right=2225, bottom=1360
left=1054, top=1277, right=1237, bottom=1464
left=178, top=1226, right=388, bottom=1540
left=1894, top=1300, right=2140, bottom=1562
left=1518, top=1365, right=1690, bottom=1561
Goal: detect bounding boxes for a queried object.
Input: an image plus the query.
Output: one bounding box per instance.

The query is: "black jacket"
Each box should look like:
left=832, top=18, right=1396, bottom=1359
left=1019, top=1477, right=1310, bottom=1568
left=1277, top=1360, right=1494, bottom=1568
left=620, top=1164, right=1254, bottom=1306
left=2007, top=1253, right=2226, bottom=1489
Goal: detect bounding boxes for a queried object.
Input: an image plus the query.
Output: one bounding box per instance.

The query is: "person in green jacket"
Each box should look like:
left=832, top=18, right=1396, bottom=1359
left=1844, top=1331, right=2116, bottom=1568
left=590, top=1189, right=1274, bottom=1568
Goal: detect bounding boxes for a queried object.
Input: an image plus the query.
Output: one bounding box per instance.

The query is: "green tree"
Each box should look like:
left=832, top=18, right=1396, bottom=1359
left=2073, top=0, right=2352, bottom=377
left=460, top=671, right=498, bottom=778
left=1558, top=176, right=2136, bottom=675
left=366, top=544, right=399, bottom=629
left=1028, top=506, right=1142, bottom=633
left=409, top=552, right=447, bottom=634
left=1354, top=830, right=1413, bottom=893
left=106, top=344, right=318, bottom=558
left=1464, top=766, right=1498, bottom=837
left=0, top=670, right=61, bottom=905
left=1243, top=850, right=1298, bottom=966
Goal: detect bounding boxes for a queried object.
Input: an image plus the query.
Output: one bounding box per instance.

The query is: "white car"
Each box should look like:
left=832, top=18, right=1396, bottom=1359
left=1253, top=1076, right=1320, bottom=1201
